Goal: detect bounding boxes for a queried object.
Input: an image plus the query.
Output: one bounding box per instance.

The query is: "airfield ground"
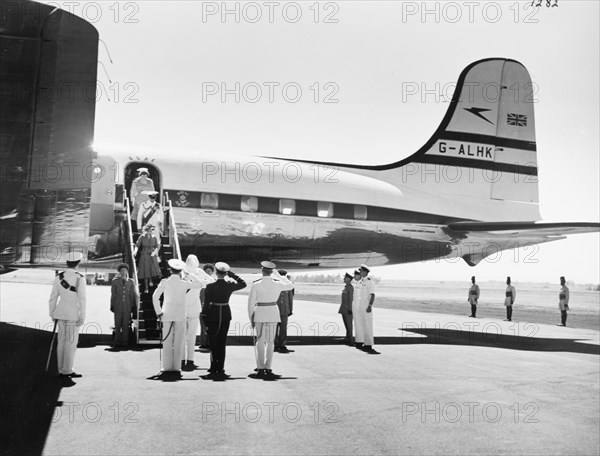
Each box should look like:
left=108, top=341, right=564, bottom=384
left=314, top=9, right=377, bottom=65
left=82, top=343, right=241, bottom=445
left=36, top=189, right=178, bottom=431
left=1, top=271, right=599, bottom=455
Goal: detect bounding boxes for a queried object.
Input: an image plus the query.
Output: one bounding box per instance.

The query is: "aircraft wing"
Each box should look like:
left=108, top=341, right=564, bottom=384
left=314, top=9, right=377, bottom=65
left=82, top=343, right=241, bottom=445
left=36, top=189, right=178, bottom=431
left=445, top=221, right=600, bottom=266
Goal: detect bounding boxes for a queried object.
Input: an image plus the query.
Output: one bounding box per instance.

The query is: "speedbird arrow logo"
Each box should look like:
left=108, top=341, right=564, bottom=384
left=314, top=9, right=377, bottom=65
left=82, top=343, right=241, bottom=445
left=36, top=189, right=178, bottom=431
left=464, top=107, right=494, bottom=125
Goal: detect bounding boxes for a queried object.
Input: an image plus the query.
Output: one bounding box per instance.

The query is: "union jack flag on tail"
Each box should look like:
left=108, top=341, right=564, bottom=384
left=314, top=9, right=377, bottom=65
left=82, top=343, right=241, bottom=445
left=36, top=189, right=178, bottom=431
left=507, top=113, right=527, bottom=126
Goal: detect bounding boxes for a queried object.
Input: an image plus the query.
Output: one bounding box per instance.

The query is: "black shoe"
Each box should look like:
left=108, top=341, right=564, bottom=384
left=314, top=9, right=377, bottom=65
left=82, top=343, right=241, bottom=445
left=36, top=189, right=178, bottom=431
left=364, top=347, right=380, bottom=355
left=61, top=372, right=82, bottom=378
left=249, top=369, right=265, bottom=379
left=355, top=343, right=364, bottom=350
left=278, top=347, right=292, bottom=353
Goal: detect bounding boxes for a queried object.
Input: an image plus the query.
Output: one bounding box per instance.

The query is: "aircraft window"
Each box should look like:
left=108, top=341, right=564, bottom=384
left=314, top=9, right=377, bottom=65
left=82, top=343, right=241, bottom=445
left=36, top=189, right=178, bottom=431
left=317, top=202, right=333, bottom=218
left=241, top=196, right=258, bottom=212
left=201, top=193, right=219, bottom=209
left=354, top=205, right=367, bottom=220
left=279, top=199, right=296, bottom=215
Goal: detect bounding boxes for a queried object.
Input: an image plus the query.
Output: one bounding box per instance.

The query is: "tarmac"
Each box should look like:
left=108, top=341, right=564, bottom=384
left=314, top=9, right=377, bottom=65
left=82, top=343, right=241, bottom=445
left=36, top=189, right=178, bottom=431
left=1, top=278, right=599, bottom=455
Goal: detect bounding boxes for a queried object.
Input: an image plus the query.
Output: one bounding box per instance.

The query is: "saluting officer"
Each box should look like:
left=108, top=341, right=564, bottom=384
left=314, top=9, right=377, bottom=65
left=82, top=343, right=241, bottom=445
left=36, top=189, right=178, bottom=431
left=339, top=272, right=354, bottom=345
left=48, top=252, right=86, bottom=378
left=182, top=255, right=214, bottom=369
left=110, top=263, right=138, bottom=349
left=274, top=269, right=293, bottom=353
left=503, top=277, right=516, bottom=322
left=468, top=276, right=480, bottom=318
left=198, top=263, right=216, bottom=352
left=201, top=262, right=246, bottom=377
left=356, top=264, right=379, bottom=355
left=153, top=259, right=203, bottom=373
left=558, top=276, right=570, bottom=327
left=248, top=261, right=294, bottom=378
left=351, top=269, right=362, bottom=349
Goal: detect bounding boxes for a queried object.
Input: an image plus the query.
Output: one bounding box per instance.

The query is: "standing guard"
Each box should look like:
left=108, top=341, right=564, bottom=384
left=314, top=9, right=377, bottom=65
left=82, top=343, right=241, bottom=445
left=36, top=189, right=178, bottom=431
left=274, top=269, right=294, bottom=353
left=152, top=259, right=203, bottom=374
left=504, top=277, right=516, bottom=322
left=352, top=269, right=362, bottom=349
left=248, top=261, right=294, bottom=378
left=201, top=262, right=246, bottom=378
left=339, top=272, right=354, bottom=345
left=110, top=263, right=138, bottom=349
left=48, top=252, right=86, bottom=378
left=356, top=264, right=379, bottom=354
left=558, top=276, right=570, bottom=327
left=468, top=276, right=480, bottom=318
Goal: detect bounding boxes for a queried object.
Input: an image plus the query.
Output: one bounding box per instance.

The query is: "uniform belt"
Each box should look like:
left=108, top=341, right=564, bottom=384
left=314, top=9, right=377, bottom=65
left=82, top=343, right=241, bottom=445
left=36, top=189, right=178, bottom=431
left=210, top=302, right=229, bottom=307
left=257, top=302, right=276, bottom=306
left=506, top=292, right=512, bottom=297
left=559, top=294, right=566, bottom=299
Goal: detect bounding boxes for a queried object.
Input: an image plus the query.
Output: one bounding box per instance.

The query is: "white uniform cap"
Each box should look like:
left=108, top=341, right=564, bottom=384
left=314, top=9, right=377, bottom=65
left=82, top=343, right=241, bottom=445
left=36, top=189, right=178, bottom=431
left=141, top=190, right=158, bottom=196
left=137, top=167, right=149, bottom=174
left=168, top=259, right=186, bottom=271
left=359, top=264, right=370, bottom=272
left=66, top=252, right=83, bottom=263
left=215, top=262, right=230, bottom=273
left=261, top=260, right=276, bottom=270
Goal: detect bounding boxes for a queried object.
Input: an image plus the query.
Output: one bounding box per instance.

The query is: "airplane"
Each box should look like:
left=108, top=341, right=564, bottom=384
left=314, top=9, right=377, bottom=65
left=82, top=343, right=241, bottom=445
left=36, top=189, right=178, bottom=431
left=1, top=0, right=599, bottom=273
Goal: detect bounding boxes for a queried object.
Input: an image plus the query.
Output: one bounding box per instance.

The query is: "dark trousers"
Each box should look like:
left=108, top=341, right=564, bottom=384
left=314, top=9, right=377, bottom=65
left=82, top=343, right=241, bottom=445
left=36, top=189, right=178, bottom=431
left=207, top=319, right=230, bottom=372
left=275, top=314, right=288, bottom=348
left=114, top=312, right=131, bottom=346
left=341, top=313, right=353, bottom=340
left=198, top=315, right=208, bottom=346
left=470, top=304, right=477, bottom=317
left=561, top=310, right=568, bottom=326
left=506, top=306, right=513, bottom=321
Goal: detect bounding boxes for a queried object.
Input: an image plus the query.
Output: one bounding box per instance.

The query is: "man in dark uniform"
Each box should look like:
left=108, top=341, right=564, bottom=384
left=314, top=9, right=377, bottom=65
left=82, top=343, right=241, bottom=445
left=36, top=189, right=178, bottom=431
left=110, top=263, right=138, bottom=349
left=339, top=272, right=354, bottom=345
left=275, top=269, right=294, bottom=353
left=201, top=262, right=246, bottom=377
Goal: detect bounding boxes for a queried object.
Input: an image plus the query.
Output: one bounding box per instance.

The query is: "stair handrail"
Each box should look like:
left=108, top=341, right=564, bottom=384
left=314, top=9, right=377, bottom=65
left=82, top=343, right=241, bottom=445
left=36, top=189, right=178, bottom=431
left=124, top=196, right=140, bottom=342
left=165, top=195, right=182, bottom=261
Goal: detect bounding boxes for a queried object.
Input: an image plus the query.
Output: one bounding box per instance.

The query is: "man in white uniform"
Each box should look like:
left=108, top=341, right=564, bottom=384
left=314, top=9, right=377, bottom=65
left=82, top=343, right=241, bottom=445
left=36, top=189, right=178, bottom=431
left=182, top=255, right=214, bottom=369
left=357, top=264, right=379, bottom=355
left=153, top=259, right=203, bottom=374
left=48, top=252, right=86, bottom=378
left=351, top=269, right=362, bottom=349
left=247, top=261, right=294, bottom=378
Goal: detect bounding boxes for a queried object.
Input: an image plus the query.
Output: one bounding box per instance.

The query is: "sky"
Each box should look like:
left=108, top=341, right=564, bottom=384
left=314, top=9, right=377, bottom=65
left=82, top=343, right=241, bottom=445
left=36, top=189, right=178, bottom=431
left=43, top=0, right=599, bottom=284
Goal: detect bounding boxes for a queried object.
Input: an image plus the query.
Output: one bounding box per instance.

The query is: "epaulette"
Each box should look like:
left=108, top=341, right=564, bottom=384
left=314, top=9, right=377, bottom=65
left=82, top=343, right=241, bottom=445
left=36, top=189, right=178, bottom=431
left=253, top=278, right=263, bottom=283
left=76, top=272, right=84, bottom=277
left=55, top=270, right=64, bottom=276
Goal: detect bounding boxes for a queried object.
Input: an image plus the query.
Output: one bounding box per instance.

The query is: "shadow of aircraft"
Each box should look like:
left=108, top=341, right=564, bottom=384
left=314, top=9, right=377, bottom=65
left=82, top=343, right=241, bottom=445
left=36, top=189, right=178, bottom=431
left=0, top=322, right=69, bottom=455
left=401, top=327, right=600, bottom=356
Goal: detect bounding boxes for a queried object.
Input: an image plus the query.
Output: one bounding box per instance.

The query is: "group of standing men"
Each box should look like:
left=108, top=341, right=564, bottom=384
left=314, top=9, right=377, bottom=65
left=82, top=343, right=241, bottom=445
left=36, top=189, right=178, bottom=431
left=149, top=258, right=295, bottom=379
left=338, top=264, right=380, bottom=355
left=47, top=251, right=573, bottom=380
left=467, top=275, right=570, bottom=326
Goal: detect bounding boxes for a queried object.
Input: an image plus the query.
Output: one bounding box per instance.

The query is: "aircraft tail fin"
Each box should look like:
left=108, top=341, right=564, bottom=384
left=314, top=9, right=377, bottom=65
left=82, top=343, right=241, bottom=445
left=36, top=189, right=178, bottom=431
left=399, top=58, right=540, bottom=221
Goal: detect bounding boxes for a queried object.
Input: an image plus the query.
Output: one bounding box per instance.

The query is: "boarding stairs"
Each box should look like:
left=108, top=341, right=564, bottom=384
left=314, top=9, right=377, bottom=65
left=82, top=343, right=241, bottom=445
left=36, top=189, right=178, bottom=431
left=122, top=194, right=183, bottom=344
